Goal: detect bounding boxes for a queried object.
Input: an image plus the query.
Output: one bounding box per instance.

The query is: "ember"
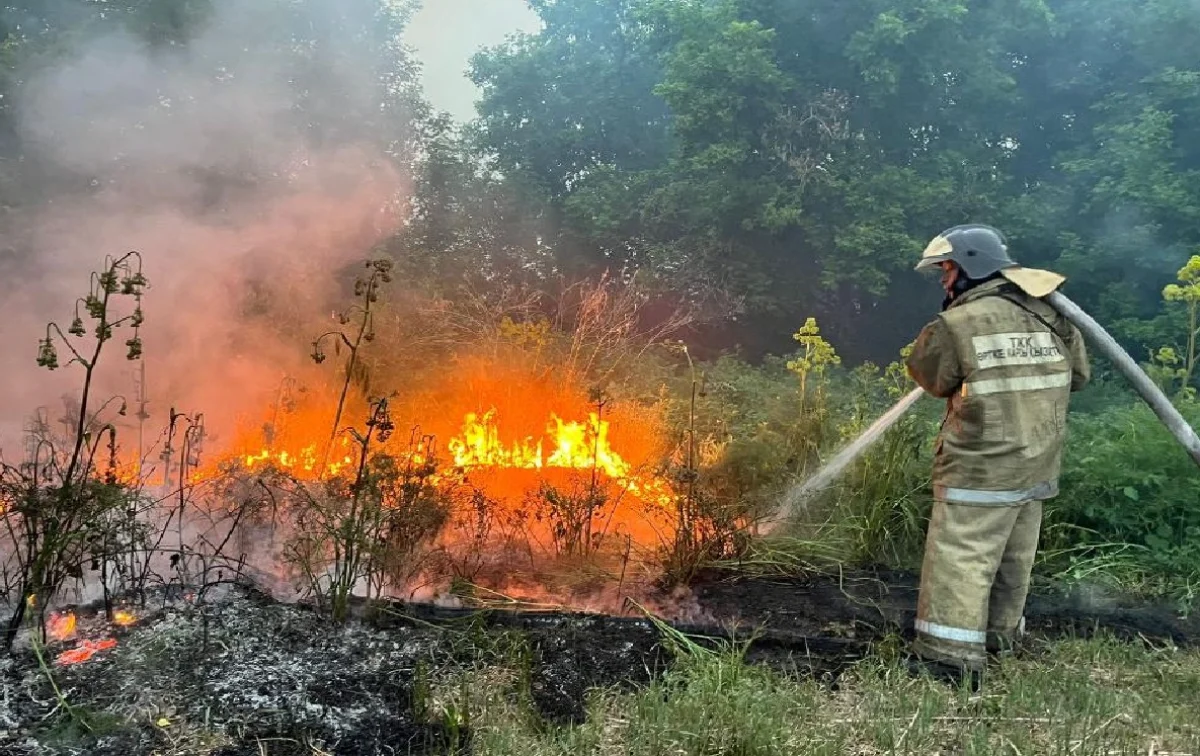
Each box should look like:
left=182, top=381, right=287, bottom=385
left=55, top=638, right=117, bottom=666
left=48, top=612, right=76, bottom=641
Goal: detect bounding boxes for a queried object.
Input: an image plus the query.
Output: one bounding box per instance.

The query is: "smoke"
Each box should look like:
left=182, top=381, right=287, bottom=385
left=0, top=1, right=421, bottom=454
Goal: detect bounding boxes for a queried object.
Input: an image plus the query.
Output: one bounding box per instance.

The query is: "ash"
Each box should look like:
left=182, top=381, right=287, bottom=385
left=0, top=585, right=459, bottom=756
left=4, top=568, right=1192, bottom=755
left=0, top=581, right=671, bottom=755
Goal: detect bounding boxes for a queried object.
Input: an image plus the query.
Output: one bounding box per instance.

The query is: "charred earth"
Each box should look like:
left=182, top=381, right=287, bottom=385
left=2, top=569, right=1197, bottom=756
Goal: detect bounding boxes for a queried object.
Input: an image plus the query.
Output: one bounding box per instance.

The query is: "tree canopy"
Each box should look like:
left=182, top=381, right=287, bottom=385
left=3, top=0, right=1200, bottom=369
left=405, top=0, right=1200, bottom=365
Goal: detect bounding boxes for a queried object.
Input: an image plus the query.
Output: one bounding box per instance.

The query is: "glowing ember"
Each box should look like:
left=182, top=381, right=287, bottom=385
left=55, top=638, right=117, bottom=666
left=48, top=612, right=76, bottom=641
left=113, top=610, right=136, bottom=626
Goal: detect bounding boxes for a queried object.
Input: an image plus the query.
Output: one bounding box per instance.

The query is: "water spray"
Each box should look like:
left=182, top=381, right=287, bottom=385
left=762, top=386, right=925, bottom=531
left=765, top=291, right=1200, bottom=530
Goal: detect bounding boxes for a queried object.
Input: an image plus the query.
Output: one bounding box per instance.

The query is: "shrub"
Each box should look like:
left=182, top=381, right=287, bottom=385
left=1044, top=397, right=1200, bottom=594
left=281, top=402, right=450, bottom=621
left=1, top=254, right=149, bottom=650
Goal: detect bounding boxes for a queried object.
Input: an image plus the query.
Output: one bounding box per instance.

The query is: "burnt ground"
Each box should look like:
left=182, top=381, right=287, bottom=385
left=690, top=568, right=1200, bottom=648
left=1, top=568, right=1197, bottom=756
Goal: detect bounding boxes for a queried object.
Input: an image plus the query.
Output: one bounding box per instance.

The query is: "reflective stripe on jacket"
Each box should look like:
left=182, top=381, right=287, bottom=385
left=905, top=278, right=1090, bottom=504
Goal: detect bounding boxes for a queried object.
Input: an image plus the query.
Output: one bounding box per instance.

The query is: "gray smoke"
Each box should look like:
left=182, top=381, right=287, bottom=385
left=0, top=1, right=423, bottom=454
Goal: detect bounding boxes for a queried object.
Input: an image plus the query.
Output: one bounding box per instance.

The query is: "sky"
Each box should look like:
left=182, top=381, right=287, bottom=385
left=404, top=0, right=541, bottom=121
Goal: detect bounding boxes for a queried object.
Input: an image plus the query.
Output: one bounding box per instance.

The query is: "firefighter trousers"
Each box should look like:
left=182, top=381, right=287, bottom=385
left=913, top=498, right=1042, bottom=670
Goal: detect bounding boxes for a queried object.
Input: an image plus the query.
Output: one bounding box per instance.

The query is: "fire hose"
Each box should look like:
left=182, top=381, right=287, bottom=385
left=1045, top=291, right=1200, bottom=467
left=766, top=291, right=1200, bottom=528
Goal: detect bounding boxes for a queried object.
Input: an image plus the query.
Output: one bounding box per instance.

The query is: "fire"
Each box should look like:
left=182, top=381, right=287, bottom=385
left=448, top=410, right=631, bottom=478
left=113, top=610, right=136, bottom=626
left=131, top=355, right=676, bottom=552
left=207, top=401, right=665, bottom=500
left=48, top=612, right=76, bottom=641
left=446, top=409, right=672, bottom=506
left=55, top=638, right=117, bottom=666
left=240, top=442, right=355, bottom=478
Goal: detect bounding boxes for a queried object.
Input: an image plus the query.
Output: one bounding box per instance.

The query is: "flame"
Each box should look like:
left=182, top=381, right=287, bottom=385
left=122, top=358, right=676, bottom=552
left=48, top=612, right=76, bottom=641
left=179, top=399, right=677, bottom=517
left=446, top=409, right=671, bottom=505
left=240, top=442, right=355, bottom=478
left=207, top=403, right=663, bottom=497
left=547, top=415, right=631, bottom=479
left=448, top=410, right=630, bottom=478
left=55, top=638, right=117, bottom=666
left=113, top=610, right=136, bottom=627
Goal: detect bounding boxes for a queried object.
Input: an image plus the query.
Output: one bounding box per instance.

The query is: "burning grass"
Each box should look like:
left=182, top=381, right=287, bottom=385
left=175, top=365, right=682, bottom=616
left=2, top=252, right=764, bottom=662
left=0, top=264, right=706, bottom=646
left=206, top=376, right=676, bottom=537
left=0, top=253, right=929, bottom=754
left=102, top=271, right=706, bottom=615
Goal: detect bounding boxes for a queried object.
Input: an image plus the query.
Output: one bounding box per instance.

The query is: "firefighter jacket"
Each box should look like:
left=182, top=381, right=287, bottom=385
left=906, top=278, right=1090, bottom=505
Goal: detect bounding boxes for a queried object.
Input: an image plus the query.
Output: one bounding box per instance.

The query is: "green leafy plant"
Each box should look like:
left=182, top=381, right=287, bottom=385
left=311, top=258, right=394, bottom=476
left=786, top=317, right=841, bottom=415
left=1160, top=254, right=1200, bottom=395
left=283, top=401, right=449, bottom=623
left=1045, top=399, right=1200, bottom=601
left=2, top=253, right=148, bottom=650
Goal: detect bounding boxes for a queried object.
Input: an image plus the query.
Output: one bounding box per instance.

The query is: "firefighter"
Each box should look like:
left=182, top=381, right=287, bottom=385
left=904, top=224, right=1090, bottom=683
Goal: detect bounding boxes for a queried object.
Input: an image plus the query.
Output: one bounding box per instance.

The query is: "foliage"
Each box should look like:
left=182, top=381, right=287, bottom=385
left=527, top=480, right=610, bottom=559
left=364, top=0, right=1200, bottom=366
left=1, top=253, right=148, bottom=650
left=1160, top=254, right=1200, bottom=393
left=1043, top=398, right=1200, bottom=598
left=311, top=258, right=395, bottom=476
left=654, top=333, right=930, bottom=581
left=816, top=350, right=932, bottom=568
left=281, top=402, right=450, bottom=623
left=664, top=317, right=1200, bottom=597
left=287, top=259, right=459, bottom=621
left=786, top=317, right=841, bottom=415
left=465, top=635, right=1200, bottom=756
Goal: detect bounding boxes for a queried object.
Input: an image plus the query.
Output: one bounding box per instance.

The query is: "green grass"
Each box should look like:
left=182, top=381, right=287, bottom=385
left=455, top=634, right=1200, bottom=756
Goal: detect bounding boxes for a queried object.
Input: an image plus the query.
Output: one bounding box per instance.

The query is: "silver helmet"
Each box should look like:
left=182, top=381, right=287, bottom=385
left=916, top=224, right=1017, bottom=280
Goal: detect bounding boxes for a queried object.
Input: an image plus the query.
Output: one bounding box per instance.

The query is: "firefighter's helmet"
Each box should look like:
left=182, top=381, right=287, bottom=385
left=916, top=224, right=1017, bottom=280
